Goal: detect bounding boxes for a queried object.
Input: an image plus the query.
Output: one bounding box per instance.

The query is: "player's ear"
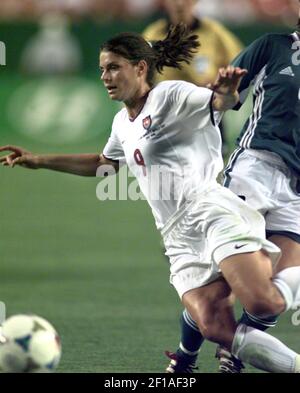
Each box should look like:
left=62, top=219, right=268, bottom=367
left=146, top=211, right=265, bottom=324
left=137, top=60, right=148, bottom=77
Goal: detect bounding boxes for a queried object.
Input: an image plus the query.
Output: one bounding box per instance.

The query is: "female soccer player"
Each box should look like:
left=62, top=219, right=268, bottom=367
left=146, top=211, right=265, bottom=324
left=1, top=24, right=300, bottom=373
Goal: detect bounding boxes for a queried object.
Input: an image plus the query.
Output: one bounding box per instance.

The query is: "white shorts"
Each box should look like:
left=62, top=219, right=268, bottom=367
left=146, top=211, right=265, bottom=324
left=224, top=148, right=300, bottom=243
left=162, top=184, right=280, bottom=299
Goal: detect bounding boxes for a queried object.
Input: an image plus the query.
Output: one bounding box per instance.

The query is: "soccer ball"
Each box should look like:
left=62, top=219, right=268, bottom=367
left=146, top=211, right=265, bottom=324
left=0, top=314, right=61, bottom=373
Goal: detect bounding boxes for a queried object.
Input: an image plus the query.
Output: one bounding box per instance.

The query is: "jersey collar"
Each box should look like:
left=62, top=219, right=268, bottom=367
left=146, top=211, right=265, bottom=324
left=128, top=89, right=152, bottom=122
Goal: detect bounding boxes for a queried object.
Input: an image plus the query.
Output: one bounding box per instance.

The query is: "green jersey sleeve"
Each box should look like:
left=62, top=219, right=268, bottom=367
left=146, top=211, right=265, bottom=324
left=232, top=34, right=272, bottom=106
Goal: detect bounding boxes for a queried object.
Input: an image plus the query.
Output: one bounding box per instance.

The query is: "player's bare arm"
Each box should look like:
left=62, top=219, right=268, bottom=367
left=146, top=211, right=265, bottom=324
left=210, top=66, right=247, bottom=111
left=0, top=145, right=119, bottom=176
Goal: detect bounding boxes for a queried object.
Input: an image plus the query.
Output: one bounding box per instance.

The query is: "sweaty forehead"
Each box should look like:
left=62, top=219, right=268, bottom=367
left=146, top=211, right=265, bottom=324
left=99, top=51, right=126, bottom=67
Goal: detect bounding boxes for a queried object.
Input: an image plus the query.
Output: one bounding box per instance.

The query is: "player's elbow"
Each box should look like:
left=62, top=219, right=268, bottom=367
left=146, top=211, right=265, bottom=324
left=87, top=154, right=117, bottom=177
left=96, top=161, right=119, bottom=178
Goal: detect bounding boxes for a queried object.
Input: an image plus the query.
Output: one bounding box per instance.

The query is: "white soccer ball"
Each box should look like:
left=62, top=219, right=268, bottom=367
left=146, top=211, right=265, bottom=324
left=0, top=314, right=61, bottom=373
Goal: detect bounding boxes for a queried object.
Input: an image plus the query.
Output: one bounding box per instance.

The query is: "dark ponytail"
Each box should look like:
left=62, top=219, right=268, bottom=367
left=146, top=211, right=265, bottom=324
left=152, top=23, right=200, bottom=74
left=100, top=23, right=200, bottom=87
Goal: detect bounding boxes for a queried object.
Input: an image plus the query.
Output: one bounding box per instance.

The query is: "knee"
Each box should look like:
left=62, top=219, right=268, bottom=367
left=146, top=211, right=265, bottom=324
left=196, top=315, right=222, bottom=343
left=187, top=301, right=219, bottom=342
left=193, top=302, right=234, bottom=344
left=244, top=290, right=285, bottom=318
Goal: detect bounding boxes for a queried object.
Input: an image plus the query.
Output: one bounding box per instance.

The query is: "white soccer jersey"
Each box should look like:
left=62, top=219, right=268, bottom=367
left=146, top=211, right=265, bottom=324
left=103, top=80, right=223, bottom=230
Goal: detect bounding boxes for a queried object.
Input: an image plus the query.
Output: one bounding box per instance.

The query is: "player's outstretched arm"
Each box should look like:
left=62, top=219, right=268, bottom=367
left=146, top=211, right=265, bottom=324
left=210, top=66, right=247, bottom=111
left=0, top=145, right=118, bottom=177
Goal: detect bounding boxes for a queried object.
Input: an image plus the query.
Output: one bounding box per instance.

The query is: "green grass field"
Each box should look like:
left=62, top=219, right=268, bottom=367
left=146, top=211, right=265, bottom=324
left=0, top=133, right=299, bottom=374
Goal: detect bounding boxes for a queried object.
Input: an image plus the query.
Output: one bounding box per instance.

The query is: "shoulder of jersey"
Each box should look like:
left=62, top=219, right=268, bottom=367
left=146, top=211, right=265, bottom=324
left=156, top=80, right=195, bottom=90
left=153, top=80, right=197, bottom=97
left=253, top=33, right=292, bottom=50
left=257, top=32, right=288, bottom=42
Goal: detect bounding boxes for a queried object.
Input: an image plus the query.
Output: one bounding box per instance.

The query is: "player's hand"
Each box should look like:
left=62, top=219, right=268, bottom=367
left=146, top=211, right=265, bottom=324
left=207, top=66, right=248, bottom=96
left=0, top=145, right=39, bottom=169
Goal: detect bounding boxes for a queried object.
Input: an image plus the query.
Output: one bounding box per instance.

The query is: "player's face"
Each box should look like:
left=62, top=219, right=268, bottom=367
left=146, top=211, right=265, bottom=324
left=163, top=0, right=195, bottom=25
left=100, top=51, right=142, bottom=102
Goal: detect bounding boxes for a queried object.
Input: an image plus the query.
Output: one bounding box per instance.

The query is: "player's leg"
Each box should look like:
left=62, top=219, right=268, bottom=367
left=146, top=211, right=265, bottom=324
left=218, top=235, right=300, bottom=318
left=264, top=163, right=300, bottom=298
left=208, top=185, right=300, bottom=371
left=238, top=236, right=300, bottom=332
left=172, top=290, right=278, bottom=371
left=218, top=149, right=281, bottom=369
left=271, top=235, right=300, bottom=272
left=168, top=243, right=300, bottom=372
left=218, top=250, right=300, bottom=372
left=181, top=152, right=300, bottom=372
left=227, top=236, right=300, bottom=368
left=165, top=308, right=205, bottom=372
left=215, top=151, right=297, bottom=366
left=220, top=250, right=285, bottom=320
left=167, top=150, right=271, bottom=373
left=168, top=306, right=244, bottom=374
left=166, top=277, right=235, bottom=373
left=174, top=296, right=278, bottom=373
left=165, top=186, right=300, bottom=372
left=182, top=278, right=237, bottom=348
left=168, top=291, right=234, bottom=368
left=181, top=256, right=300, bottom=373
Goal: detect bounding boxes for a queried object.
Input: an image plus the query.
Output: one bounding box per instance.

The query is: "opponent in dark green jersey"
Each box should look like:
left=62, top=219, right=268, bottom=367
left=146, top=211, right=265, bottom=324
left=232, top=31, right=300, bottom=175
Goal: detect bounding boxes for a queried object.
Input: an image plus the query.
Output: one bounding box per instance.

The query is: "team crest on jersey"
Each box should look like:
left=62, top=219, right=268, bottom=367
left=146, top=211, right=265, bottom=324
left=142, top=115, right=152, bottom=130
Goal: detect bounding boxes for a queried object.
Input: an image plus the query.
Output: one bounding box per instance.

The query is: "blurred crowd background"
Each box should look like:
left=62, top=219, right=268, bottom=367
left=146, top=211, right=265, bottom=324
left=0, top=0, right=298, bottom=24
left=0, top=0, right=299, bottom=150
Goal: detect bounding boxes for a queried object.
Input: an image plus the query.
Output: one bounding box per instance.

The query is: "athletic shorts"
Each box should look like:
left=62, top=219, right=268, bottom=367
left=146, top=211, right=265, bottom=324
left=162, top=184, right=280, bottom=299
left=224, top=148, right=300, bottom=243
